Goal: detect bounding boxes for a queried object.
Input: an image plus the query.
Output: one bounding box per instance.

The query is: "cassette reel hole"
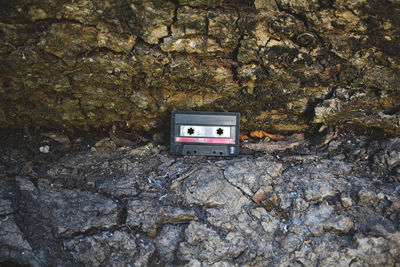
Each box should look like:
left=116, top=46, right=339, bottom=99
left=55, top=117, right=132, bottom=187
left=216, top=128, right=223, bottom=136
left=187, top=127, right=195, bottom=135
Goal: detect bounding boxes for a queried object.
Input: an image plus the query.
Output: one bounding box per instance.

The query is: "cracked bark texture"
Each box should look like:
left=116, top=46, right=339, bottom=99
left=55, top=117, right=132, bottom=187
left=0, top=0, right=399, bottom=135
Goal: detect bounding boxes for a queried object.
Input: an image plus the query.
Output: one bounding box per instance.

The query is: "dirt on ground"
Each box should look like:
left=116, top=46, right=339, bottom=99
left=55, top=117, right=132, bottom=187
left=0, top=130, right=399, bottom=266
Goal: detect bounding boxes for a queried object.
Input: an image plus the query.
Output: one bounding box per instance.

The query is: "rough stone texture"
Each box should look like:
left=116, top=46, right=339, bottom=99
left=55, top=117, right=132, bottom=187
left=370, top=137, right=400, bottom=180
left=0, top=0, right=399, bottom=136
left=64, top=231, right=156, bottom=267
left=324, top=215, right=354, bottom=234
left=154, top=224, right=184, bottom=264
left=0, top=215, right=40, bottom=267
left=126, top=199, right=197, bottom=237
left=1, top=132, right=399, bottom=266
left=0, top=199, right=12, bottom=216
left=16, top=177, right=119, bottom=238
left=223, top=159, right=283, bottom=196
left=0, top=178, right=40, bottom=266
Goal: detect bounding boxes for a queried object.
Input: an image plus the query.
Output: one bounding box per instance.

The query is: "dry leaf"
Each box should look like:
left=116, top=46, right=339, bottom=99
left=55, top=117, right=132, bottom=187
left=95, top=137, right=116, bottom=148
left=20, top=161, right=34, bottom=175
left=250, top=130, right=265, bottom=139
left=252, top=187, right=269, bottom=206
left=263, top=132, right=284, bottom=141
left=252, top=186, right=278, bottom=211
left=239, top=133, right=249, bottom=140
left=249, top=130, right=284, bottom=141
left=304, top=240, right=312, bottom=244
left=41, top=132, right=70, bottom=144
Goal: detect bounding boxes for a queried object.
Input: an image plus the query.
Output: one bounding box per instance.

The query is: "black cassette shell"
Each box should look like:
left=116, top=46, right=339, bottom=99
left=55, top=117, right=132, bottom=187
left=170, top=110, right=240, bottom=156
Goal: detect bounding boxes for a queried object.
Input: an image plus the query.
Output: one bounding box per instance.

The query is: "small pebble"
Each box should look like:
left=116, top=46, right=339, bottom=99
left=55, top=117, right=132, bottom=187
left=104, top=231, right=113, bottom=237
left=39, top=145, right=50, bottom=153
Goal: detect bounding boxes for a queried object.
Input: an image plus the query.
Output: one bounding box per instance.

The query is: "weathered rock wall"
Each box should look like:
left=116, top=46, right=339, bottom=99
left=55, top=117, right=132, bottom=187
left=0, top=0, right=399, bottom=135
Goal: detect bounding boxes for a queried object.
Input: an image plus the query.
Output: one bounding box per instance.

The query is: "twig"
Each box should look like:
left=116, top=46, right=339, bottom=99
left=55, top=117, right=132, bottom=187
left=175, top=167, right=198, bottom=182
left=333, top=204, right=373, bottom=217
left=170, top=167, right=198, bottom=190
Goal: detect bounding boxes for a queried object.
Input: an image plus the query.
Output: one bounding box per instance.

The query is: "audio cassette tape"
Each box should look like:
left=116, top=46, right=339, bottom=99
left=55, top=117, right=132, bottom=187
left=170, top=110, right=240, bottom=156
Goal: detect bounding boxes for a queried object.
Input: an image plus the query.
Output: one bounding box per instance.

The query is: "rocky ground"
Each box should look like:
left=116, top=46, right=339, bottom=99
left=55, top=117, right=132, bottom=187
left=0, top=131, right=399, bottom=266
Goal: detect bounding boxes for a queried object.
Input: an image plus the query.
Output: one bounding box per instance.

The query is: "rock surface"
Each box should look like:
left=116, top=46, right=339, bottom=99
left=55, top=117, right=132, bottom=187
left=16, top=177, right=119, bottom=238
left=0, top=0, right=399, bottom=136
left=0, top=132, right=399, bottom=266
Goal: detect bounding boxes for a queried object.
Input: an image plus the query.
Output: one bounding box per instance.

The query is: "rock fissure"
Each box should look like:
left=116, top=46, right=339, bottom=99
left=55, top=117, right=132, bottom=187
left=221, top=168, right=252, bottom=200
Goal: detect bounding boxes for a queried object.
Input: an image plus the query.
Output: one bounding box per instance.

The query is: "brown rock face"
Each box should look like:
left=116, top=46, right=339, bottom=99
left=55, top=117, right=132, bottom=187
left=0, top=0, right=399, bottom=135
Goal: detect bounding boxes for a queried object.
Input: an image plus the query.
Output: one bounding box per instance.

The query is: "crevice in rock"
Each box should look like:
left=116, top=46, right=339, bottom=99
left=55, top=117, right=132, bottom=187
left=84, top=47, right=127, bottom=58
left=36, top=48, right=68, bottom=68
left=230, top=64, right=240, bottom=86
left=0, top=260, right=28, bottom=267
left=195, top=210, right=230, bottom=237
left=301, top=86, right=336, bottom=125
left=147, top=248, right=165, bottom=267
left=134, top=36, right=164, bottom=52
left=273, top=1, right=284, bottom=13
left=117, top=0, right=134, bottom=35
left=273, top=1, right=309, bottom=29
left=230, top=33, right=244, bottom=63
left=221, top=169, right=251, bottom=199
left=128, top=43, right=136, bottom=57
left=292, top=12, right=309, bottom=29
left=383, top=107, right=400, bottom=116
left=77, top=98, right=88, bottom=120
left=318, top=0, right=334, bottom=10
left=64, top=224, right=122, bottom=240
left=160, top=0, right=179, bottom=45
left=343, top=6, right=358, bottom=17
left=229, top=4, right=243, bottom=61
left=30, top=18, right=92, bottom=27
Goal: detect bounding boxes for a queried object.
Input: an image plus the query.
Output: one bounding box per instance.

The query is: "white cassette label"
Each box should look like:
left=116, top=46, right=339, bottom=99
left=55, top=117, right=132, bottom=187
left=180, top=125, right=231, bottom=138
